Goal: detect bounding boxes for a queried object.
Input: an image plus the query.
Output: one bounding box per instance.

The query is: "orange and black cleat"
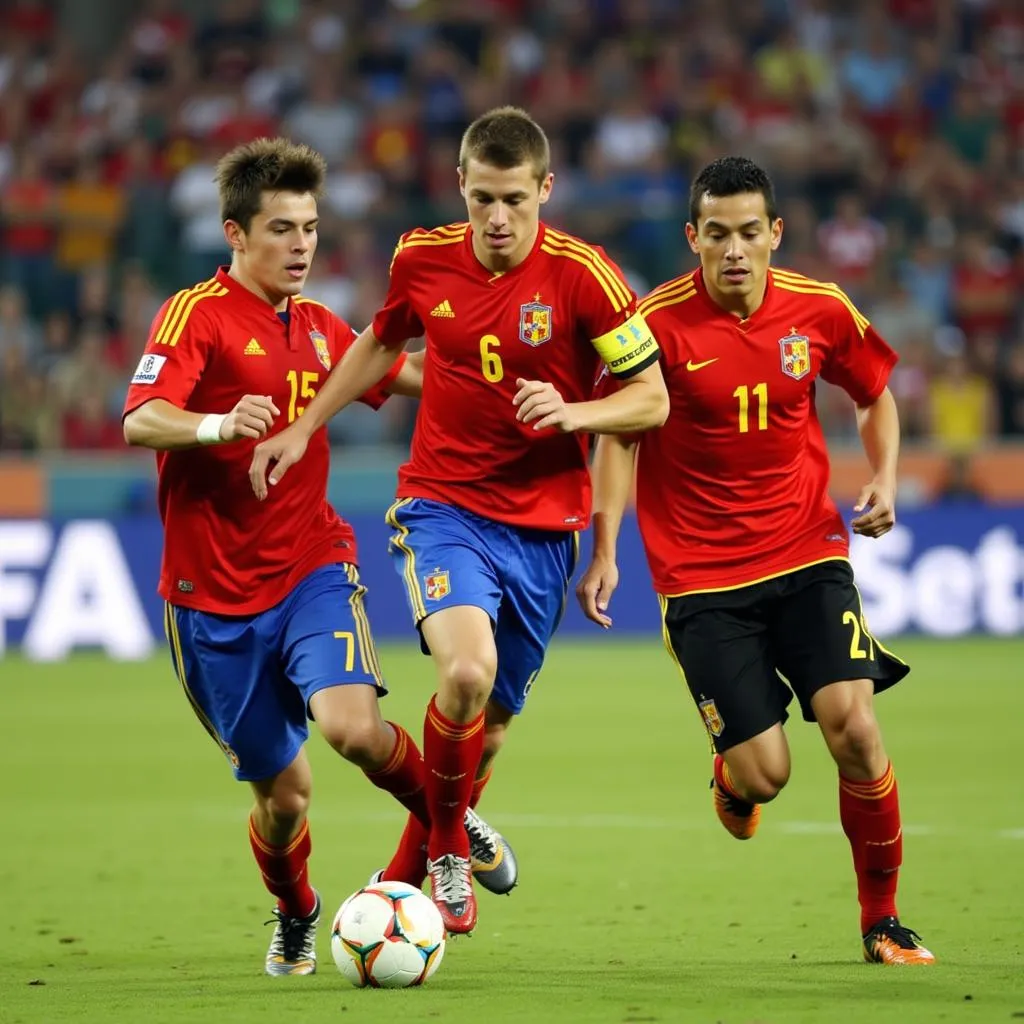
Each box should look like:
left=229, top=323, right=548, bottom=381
left=711, top=753, right=761, bottom=840
left=863, top=917, right=936, bottom=965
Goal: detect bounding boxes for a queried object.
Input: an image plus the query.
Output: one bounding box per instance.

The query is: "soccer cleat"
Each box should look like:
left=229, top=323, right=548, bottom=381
left=427, top=853, right=477, bottom=935
left=862, top=917, right=936, bottom=965
left=264, top=890, right=320, bottom=975
left=367, top=869, right=385, bottom=885
left=465, top=806, right=518, bottom=895
left=711, top=753, right=761, bottom=840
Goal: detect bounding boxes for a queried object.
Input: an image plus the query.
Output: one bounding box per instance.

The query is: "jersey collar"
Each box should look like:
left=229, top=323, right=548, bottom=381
left=465, top=221, right=548, bottom=283
left=215, top=266, right=296, bottom=320
left=693, top=265, right=776, bottom=329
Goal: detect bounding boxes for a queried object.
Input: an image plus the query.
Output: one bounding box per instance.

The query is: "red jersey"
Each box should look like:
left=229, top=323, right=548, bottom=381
left=123, top=268, right=402, bottom=615
left=372, top=222, right=657, bottom=530
left=635, top=267, right=897, bottom=596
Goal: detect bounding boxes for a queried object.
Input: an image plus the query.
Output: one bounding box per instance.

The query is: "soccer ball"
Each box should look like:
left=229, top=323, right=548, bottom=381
left=330, top=881, right=446, bottom=988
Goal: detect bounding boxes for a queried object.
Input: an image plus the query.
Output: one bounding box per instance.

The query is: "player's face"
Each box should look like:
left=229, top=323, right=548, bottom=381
left=686, top=191, right=782, bottom=317
left=225, top=190, right=319, bottom=310
left=460, top=158, right=553, bottom=270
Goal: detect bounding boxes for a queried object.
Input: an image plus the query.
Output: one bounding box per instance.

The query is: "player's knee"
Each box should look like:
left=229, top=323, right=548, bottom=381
left=439, top=656, right=496, bottom=717
left=738, top=764, right=789, bottom=804
left=828, top=705, right=883, bottom=772
left=258, top=786, right=310, bottom=832
left=322, top=716, right=390, bottom=768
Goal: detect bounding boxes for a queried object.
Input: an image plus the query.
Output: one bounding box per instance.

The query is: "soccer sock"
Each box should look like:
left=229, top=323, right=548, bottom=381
left=424, top=694, right=485, bottom=861
left=383, top=814, right=430, bottom=886
left=248, top=815, right=317, bottom=919
left=838, top=762, right=902, bottom=934
left=713, top=753, right=748, bottom=803
left=471, top=767, right=492, bottom=809
left=363, top=722, right=431, bottom=830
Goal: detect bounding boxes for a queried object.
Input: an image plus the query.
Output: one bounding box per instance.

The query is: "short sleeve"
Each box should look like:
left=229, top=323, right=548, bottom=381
left=122, top=295, right=214, bottom=417
left=576, top=244, right=659, bottom=379
left=818, top=294, right=898, bottom=406
left=371, top=236, right=425, bottom=348
left=329, top=311, right=406, bottom=410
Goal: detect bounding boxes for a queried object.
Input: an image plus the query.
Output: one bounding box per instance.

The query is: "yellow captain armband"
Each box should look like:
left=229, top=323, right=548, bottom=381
left=591, top=311, right=659, bottom=378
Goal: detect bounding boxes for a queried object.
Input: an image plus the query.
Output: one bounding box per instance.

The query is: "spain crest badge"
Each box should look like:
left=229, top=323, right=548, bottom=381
left=424, top=570, right=451, bottom=601
left=310, top=330, right=331, bottom=371
left=519, top=299, right=552, bottom=347
left=778, top=333, right=810, bottom=381
left=698, top=698, right=725, bottom=738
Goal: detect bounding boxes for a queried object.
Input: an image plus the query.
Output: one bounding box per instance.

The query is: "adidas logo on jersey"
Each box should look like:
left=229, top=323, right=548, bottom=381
left=430, top=300, right=455, bottom=318
left=244, top=338, right=266, bottom=355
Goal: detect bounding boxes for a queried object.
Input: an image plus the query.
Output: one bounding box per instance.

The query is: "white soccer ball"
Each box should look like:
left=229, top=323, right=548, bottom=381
left=331, top=881, right=446, bottom=988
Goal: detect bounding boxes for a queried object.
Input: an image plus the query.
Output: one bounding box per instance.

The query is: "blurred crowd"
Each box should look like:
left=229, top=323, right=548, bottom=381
left=1, top=0, right=1024, bottom=459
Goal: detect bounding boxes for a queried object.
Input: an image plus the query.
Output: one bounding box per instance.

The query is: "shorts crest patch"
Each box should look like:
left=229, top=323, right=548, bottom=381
left=699, top=698, right=724, bottom=738
left=424, top=570, right=450, bottom=601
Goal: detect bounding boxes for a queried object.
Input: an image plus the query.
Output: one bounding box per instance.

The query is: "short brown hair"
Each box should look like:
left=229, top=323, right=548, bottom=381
left=458, top=106, right=550, bottom=182
left=215, top=137, right=326, bottom=231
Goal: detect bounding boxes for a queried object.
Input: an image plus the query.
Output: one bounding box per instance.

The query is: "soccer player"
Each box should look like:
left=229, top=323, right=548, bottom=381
left=578, top=156, right=935, bottom=965
left=248, top=107, right=669, bottom=933
left=122, top=137, right=506, bottom=975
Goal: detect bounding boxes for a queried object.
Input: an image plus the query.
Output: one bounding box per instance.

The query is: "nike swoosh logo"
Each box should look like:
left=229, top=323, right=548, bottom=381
left=686, top=358, right=718, bottom=371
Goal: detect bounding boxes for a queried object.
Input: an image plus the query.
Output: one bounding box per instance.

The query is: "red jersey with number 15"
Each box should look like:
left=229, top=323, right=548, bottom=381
left=372, top=222, right=657, bottom=531
left=123, top=268, right=401, bottom=616
left=634, top=267, right=897, bottom=596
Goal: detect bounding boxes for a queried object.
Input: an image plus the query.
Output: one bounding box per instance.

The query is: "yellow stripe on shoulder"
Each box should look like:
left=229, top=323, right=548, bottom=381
left=154, top=279, right=227, bottom=347
left=293, top=296, right=330, bottom=309
left=638, top=274, right=698, bottom=318
left=772, top=273, right=870, bottom=336
left=543, top=228, right=632, bottom=310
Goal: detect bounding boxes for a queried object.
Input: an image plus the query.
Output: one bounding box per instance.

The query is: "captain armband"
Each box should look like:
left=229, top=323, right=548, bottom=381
left=591, top=312, right=659, bottom=379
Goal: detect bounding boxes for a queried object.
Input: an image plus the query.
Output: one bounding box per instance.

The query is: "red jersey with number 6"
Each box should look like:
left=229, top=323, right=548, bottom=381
left=123, top=267, right=402, bottom=615
left=634, top=267, right=897, bottom=596
left=372, top=221, right=658, bottom=531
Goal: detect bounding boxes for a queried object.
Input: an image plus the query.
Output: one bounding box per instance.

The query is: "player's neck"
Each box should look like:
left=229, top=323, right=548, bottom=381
left=228, top=262, right=290, bottom=312
left=471, top=223, right=539, bottom=274
left=704, top=272, right=769, bottom=321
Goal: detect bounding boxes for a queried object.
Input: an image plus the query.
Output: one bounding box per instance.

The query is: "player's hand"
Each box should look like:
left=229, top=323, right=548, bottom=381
left=221, top=394, right=280, bottom=442
left=248, top=423, right=309, bottom=501
left=576, top=555, right=619, bottom=629
left=851, top=477, right=896, bottom=538
left=513, top=378, right=578, bottom=432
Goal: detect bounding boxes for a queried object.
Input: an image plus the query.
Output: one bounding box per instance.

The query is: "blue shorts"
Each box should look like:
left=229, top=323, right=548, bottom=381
left=386, top=498, right=579, bottom=714
left=163, top=563, right=386, bottom=782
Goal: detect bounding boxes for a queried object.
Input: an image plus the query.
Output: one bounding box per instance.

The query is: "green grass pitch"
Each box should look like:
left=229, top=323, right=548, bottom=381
left=3, top=638, right=1023, bottom=1023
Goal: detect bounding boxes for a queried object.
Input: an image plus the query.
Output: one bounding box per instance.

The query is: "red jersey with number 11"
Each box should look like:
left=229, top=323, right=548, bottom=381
left=635, top=267, right=897, bottom=596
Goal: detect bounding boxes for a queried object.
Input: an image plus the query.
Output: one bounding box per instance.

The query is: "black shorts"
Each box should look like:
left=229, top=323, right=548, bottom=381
left=660, top=559, right=909, bottom=753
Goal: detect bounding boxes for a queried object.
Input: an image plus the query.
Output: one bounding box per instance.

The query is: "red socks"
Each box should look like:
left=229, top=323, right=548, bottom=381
left=248, top=816, right=317, bottom=919
left=363, top=722, right=430, bottom=829
left=839, top=762, right=903, bottom=933
left=423, top=695, right=485, bottom=860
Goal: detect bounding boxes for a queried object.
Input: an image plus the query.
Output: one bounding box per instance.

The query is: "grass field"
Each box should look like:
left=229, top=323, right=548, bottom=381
left=3, top=638, right=1023, bottom=1024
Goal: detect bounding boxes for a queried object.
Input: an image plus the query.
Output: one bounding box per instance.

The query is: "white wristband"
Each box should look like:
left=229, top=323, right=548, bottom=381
left=196, top=413, right=227, bottom=445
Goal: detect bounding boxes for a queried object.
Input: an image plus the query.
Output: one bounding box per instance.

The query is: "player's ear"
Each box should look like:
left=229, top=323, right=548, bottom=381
left=685, top=222, right=700, bottom=255
left=538, top=172, right=554, bottom=205
left=224, top=219, right=244, bottom=252
left=457, top=166, right=466, bottom=199
left=770, top=217, right=783, bottom=252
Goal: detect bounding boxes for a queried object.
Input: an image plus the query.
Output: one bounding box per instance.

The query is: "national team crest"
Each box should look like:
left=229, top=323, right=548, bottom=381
left=519, top=300, right=552, bottom=347
left=779, top=334, right=810, bottom=380
left=424, top=570, right=451, bottom=601
left=310, top=330, right=331, bottom=370
left=698, top=698, right=724, bottom=738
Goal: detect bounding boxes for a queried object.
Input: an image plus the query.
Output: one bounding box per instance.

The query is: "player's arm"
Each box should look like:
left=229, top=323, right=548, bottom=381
left=124, top=395, right=280, bottom=450
left=576, top=433, right=638, bottom=628
left=385, top=346, right=425, bottom=398
left=515, top=310, right=669, bottom=434
left=819, top=292, right=901, bottom=539
left=122, top=296, right=280, bottom=451
left=248, top=325, right=405, bottom=498
left=851, top=386, right=900, bottom=538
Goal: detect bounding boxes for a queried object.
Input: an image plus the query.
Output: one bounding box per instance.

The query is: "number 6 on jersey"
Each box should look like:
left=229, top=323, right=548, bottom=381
left=480, top=335, right=503, bottom=383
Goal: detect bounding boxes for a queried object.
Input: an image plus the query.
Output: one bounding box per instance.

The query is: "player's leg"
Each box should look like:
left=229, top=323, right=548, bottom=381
left=773, top=561, right=932, bottom=963
left=386, top=498, right=504, bottom=932
left=659, top=588, right=793, bottom=839
left=164, top=601, right=320, bottom=974
left=280, top=563, right=430, bottom=833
